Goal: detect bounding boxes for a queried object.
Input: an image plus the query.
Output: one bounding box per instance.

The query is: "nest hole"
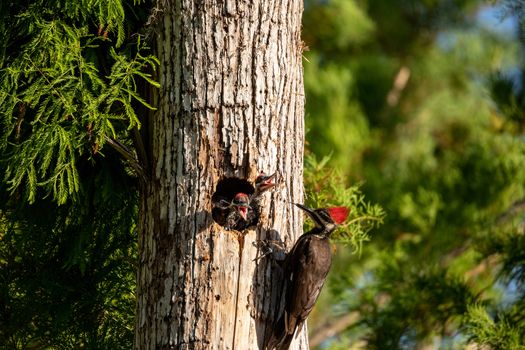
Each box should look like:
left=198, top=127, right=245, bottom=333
left=213, top=177, right=254, bottom=201
left=211, top=177, right=255, bottom=227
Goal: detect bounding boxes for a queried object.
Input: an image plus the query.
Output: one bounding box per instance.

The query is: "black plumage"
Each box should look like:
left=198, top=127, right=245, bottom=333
left=211, top=195, right=232, bottom=227
left=265, top=204, right=349, bottom=350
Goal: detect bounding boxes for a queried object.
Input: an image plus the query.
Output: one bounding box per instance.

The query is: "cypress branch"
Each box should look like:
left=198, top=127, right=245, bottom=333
left=104, top=135, right=146, bottom=181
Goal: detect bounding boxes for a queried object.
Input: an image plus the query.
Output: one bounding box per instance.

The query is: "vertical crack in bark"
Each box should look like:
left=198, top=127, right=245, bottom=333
left=191, top=111, right=203, bottom=344
left=251, top=1, right=262, bottom=151
left=231, top=233, right=244, bottom=350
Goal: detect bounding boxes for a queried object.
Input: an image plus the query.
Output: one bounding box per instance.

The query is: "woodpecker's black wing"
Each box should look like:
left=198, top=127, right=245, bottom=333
left=266, top=233, right=332, bottom=350
left=285, top=234, right=332, bottom=336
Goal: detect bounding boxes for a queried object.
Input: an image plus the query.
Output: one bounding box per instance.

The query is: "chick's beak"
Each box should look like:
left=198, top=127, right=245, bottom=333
left=260, top=173, right=276, bottom=191
left=238, top=205, right=248, bottom=220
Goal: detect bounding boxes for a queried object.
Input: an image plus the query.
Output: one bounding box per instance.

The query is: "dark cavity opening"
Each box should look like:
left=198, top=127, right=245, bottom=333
left=211, top=177, right=255, bottom=227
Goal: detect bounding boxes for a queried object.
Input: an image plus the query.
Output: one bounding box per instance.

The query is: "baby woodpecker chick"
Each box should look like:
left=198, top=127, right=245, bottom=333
left=211, top=195, right=234, bottom=227
left=212, top=173, right=276, bottom=231
left=237, top=172, right=277, bottom=231
left=224, top=192, right=251, bottom=231
left=254, top=172, right=277, bottom=196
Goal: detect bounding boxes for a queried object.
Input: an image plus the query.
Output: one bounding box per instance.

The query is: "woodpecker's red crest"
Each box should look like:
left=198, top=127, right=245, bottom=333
left=327, top=207, right=350, bottom=224
left=233, top=193, right=250, bottom=221
left=294, top=203, right=350, bottom=236
left=233, top=192, right=249, bottom=204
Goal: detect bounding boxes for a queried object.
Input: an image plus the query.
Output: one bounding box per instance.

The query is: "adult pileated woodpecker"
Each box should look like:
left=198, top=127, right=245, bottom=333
left=265, top=203, right=350, bottom=350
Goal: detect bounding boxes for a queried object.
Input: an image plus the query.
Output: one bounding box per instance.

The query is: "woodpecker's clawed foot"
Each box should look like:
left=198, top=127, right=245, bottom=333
left=252, top=240, right=274, bottom=261
left=252, top=239, right=286, bottom=261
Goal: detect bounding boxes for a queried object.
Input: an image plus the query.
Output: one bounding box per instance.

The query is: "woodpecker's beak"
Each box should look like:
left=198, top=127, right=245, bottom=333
left=259, top=173, right=276, bottom=191
left=238, top=205, right=248, bottom=220
left=294, top=203, right=323, bottom=228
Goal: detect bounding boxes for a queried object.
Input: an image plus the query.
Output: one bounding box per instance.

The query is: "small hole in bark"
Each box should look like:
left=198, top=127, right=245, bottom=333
left=211, top=177, right=255, bottom=227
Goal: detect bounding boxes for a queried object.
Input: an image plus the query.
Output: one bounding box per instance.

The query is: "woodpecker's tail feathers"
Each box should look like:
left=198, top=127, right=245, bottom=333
left=264, top=313, right=284, bottom=350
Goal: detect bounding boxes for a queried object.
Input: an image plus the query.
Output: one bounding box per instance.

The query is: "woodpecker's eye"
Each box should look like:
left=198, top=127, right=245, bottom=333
left=318, top=210, right=333, bottom=224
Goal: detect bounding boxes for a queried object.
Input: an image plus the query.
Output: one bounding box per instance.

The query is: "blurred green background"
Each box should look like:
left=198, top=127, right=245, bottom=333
left=1, top=0, right=525, bottom=349
left=303, top=0, right=525, bottom=349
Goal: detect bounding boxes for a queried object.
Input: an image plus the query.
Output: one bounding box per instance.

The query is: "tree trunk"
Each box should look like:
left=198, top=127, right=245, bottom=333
left=135, top=0, right=306, bottom=349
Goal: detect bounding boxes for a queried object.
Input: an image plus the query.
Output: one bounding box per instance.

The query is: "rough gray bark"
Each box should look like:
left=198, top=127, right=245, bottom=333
left=135, top=0, right=306, bottom=349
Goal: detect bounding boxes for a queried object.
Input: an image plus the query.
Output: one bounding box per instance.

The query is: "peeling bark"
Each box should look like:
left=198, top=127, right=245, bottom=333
left=135, top=0, right=306, bottom=349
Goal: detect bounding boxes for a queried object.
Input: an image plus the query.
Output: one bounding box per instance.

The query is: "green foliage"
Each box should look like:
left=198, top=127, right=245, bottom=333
left=3, top=0, right=525, bottom=349
left=465, top=305, right=523, bottom=349
left=0, top=0, right=138, bottom=51
left=304, top=55, right=375, bottom=171
left=303, top=0, right=525, bottom=348
left=0, top=155, right=138, bottom=349
left=361, top=265, right=475, bottom=349
left=303, top=0, right=375, bottom=51
left=0, top=0, right=153, bottom=348
left=0, top=0, right=157, bottom=204
left=304, top=153, right=384, bottom=254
